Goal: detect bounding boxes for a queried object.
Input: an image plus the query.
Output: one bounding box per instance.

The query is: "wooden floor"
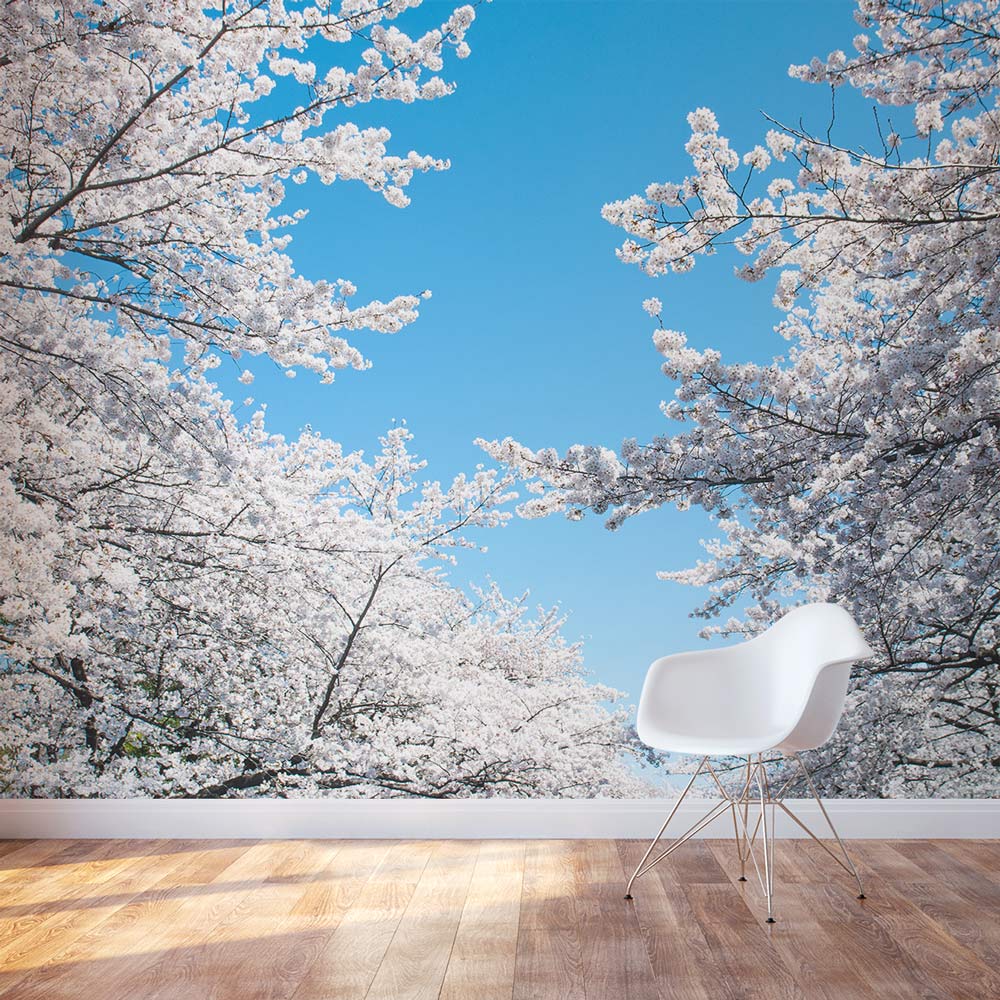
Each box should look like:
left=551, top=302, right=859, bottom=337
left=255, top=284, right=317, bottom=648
left=0, top=838, right=998, bottom=999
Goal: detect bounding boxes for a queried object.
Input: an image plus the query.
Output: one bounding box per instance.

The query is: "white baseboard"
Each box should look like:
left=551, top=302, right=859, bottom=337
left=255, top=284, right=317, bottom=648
left=0, top=797, right=996, bottom=840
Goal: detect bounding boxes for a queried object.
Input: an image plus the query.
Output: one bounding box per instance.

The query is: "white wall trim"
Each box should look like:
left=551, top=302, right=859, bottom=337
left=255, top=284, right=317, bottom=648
left=1, top=797, right=997, bottom=840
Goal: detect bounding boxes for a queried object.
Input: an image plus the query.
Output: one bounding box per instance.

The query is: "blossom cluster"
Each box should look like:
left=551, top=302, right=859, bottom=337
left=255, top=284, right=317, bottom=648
left=0, top=1, right=649, bottom=799
left=482, top=0, right=1000, bottom=796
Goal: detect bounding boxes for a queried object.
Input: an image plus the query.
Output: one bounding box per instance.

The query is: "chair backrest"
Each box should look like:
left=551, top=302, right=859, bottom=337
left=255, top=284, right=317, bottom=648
left=751, top=602, right=874, bottom=749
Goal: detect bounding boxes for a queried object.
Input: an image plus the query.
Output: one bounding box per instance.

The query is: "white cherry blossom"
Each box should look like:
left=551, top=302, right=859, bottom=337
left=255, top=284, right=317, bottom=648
left=0, top=0, right=647, bottom=798
left=482, top=0, right=1000, bottom=797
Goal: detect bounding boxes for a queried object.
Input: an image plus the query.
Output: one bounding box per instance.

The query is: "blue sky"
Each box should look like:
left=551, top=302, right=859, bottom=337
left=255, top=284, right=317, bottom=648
left=220, top=0, right=866, bottom=707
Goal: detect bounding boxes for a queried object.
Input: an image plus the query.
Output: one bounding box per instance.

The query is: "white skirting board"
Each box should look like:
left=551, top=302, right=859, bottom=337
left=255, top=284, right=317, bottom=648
left=0, top=798, right=997, bottom=840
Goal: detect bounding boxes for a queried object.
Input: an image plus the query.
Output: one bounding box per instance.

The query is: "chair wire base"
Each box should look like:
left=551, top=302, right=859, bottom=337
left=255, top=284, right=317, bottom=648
left=624, top=752, right=866, bottom=922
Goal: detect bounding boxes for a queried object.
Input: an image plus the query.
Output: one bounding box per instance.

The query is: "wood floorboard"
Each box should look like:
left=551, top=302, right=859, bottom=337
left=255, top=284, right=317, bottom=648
left=576, top=839, right=659, bottom=1000
left=0, top=837, right=997, bottom=999
left=896, top=880, right=1000, bottom=970
left=705, top=840, right=878, bottom=1000
left=365, top=840, right=479, bottom=1000
left=0, top=840, right=164, bottom=937
left=891, top=839, right=1000, bottom=908
left=684, top=883, right=806, bottom=1000
left=0, top=840, right=257, bottom=1000
left=936, top=838, right=1000, bottom=878
left=128, top=838, right=348, bottom=1000
left=0, top=840, right=191, bottom=966
left=289, top=840, right=433, bottom=1000
left=780, top=841, right=952, bottom=1000
left=794, top=839, right=1000, bottom=1000
left=0, top=840, right=55, bottom=878
left=438, top=840, right=523, bottom=1000
left=617, top=839, right=731, bottom=1000
left=0, top=840, right=105, bottom=885
left=513, top=840, right=586, bottom=1000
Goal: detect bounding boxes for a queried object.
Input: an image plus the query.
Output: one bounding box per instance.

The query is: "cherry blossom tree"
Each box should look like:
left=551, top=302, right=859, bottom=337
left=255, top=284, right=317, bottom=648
left=2, top=343, right=644, bottom=796
left=1, top=1, right=647, bottom=797
left=482, top=0, right=1000, bottom=796
left=1, top=0, right=480, bottom=378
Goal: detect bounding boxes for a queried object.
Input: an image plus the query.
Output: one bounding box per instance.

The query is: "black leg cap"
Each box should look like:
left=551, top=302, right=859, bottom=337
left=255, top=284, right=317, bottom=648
left=624, top=894, right=633, bottom=900
left=766, top=917, right=776, bottom=924
left=737, top=876, right=748, bottom=882
left=857, top=893, right=866, bottom=900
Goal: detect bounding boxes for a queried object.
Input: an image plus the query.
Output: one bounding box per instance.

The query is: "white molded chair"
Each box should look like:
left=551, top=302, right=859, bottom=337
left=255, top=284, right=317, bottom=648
left=625, top=602, right=873, bottom=922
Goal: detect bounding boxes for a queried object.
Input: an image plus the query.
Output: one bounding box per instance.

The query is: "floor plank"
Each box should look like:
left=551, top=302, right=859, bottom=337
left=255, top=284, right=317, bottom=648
left=705, top=840, right=877, bottom=1000
left=617, top=839, right=726, bottom=1000
left=684, top=883, right=806, bottom=1000
left=937, top=837, right=1000, bottom=876
left=0, top=841, right=197, bottom=970
left=0, top=840, right=163, bottom=940
left=576, top=839, right=659, bottom=1000
left=0, top=840, right=64, bottom=871
left=0, top=840, right=106, bottom=885
left=513, top=840, right=586, bottom=1000
left=128, top=839, right=349, bottom=1000
left=791, top=839, right=1000, bottom=1000
left=0, top=837, right=996, bottom=1000
left=439, top=840, right=524, bottom=1000
left=0, top=841, right=256, bottom=999
left=779, top=842, right=946, bottom=1000
left=890, top=839, right=1000, bottom=909
left=365, top=840, right=478, bottom=1000
left=289, top=840, right=433, bottom=1000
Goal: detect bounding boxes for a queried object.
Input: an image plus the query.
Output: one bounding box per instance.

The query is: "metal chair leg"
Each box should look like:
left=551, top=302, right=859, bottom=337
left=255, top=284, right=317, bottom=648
left=793, top=753, right=867, bottom=899
left=625, top=755, right=707, bottom=899
left=756, top=754, right=777, bottom=922
left=732, top=756, right=751, bottom=881
left=627, top=751, right=866, bottom=921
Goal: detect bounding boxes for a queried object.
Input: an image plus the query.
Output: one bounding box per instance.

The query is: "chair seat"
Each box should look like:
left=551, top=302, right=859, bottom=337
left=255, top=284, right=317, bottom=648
left=640, top=730, right=794, bottom=757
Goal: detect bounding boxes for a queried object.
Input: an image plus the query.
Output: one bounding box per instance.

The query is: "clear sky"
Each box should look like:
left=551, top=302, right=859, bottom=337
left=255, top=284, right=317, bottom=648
left=219, top=0, right=864, bottom=708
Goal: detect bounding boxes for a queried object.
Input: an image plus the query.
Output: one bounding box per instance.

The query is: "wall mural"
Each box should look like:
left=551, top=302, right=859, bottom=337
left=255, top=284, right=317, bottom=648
left=2, top=1, right=997, bottom=799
